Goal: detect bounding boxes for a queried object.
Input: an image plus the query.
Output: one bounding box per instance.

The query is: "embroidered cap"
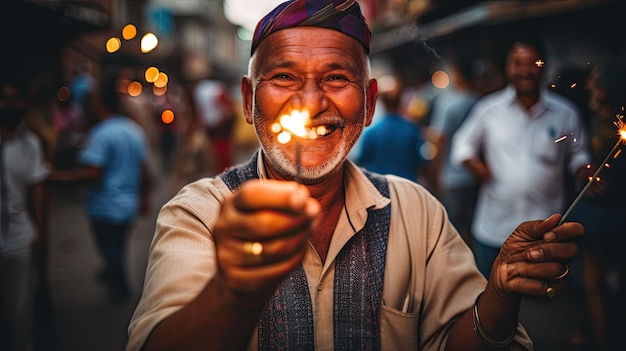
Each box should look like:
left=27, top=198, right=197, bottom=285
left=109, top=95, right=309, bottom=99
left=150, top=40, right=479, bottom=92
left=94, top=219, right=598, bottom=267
left=251, top=0, right=371, bottom=55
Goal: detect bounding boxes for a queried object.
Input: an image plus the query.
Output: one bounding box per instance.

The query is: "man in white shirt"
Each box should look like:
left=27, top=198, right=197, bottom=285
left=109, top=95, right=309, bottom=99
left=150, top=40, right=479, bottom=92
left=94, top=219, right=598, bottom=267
left=451, top=36, right=591, bottom=276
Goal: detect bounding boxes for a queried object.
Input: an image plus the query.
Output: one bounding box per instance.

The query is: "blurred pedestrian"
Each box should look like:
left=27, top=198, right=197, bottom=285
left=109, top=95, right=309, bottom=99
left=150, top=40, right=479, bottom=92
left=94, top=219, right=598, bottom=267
left=451, top=35, right=591, bottom=277
left=51, top=89, right=86, bottom=170
left=192, top=77, right=236, bottom=173
left=354, top=75, right=430, bottom=182
left=428, top=52, right=481, bottom=246
left=567, top=63, right=626, bottom=351
left=49, top=61, right=153, bottom=303
left=69, top=60, right=96, bottom=111
left=0, top=75, right=49, bottom=351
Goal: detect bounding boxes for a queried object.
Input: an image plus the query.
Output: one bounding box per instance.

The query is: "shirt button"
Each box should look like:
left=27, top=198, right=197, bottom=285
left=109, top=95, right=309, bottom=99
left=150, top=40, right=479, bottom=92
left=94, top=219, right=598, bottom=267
left=317, top=282, right=323, bottom=291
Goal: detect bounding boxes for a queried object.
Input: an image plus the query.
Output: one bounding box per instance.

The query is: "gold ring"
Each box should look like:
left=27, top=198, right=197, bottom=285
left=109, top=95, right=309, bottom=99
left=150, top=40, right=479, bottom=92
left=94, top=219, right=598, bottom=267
left=546, top=287, right=557, bottom=299
left=243, top=241, right=263, bottom=256
left=553, top=263, right=570, bottom=281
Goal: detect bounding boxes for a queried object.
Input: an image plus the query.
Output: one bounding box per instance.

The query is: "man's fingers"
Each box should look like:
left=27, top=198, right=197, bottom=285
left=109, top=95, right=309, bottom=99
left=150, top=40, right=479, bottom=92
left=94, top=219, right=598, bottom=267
left=530, top=214, right=561, bottom=239
left=233, top=180, right=312, bottom=213
left=546, top=221, right=584, bottom=242
left=521, top=214, right=584, bottom=242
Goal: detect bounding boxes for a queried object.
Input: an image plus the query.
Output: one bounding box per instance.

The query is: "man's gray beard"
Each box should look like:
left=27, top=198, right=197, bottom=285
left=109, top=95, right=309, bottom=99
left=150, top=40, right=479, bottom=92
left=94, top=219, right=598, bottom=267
left=252, top=108, right=364, bottom=182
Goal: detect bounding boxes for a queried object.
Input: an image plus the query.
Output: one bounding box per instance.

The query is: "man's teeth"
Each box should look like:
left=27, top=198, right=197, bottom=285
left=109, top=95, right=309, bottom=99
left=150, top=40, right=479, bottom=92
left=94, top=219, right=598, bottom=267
left=314, top=125, right=333, bottom=136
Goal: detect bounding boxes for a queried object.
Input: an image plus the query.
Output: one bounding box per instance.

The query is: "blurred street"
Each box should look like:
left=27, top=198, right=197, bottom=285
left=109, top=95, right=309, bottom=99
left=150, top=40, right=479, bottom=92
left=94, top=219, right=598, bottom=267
left=36, top=151, right=594, bottom=351
left=42, top=160, right=168, bottom=351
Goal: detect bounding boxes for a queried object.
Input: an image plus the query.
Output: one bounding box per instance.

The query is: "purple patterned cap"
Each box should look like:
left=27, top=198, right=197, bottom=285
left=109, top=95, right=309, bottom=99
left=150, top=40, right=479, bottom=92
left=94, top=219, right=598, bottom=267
left=251, top=0, right=371, bottom=55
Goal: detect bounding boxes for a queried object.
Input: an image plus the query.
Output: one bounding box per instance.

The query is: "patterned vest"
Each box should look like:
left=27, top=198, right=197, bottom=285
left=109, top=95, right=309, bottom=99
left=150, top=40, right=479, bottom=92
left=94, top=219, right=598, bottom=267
left=220, top=154, right=390, bottom=350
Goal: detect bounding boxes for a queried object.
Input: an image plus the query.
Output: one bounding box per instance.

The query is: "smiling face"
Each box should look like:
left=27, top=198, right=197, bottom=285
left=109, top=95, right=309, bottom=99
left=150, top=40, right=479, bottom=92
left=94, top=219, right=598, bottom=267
left=506, top=42, right=543, bottom=98
left=241, top=27, right=377, bottom=182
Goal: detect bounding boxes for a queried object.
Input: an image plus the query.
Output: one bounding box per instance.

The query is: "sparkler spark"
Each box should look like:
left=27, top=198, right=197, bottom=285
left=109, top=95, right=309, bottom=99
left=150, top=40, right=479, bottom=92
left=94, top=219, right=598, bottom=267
left=559, top=114, right=626, bottom=225
left=272, top=109, right=315, bottom=182
left=554, top=132, right=575, bottom=144
left=535, top=59, right=545, bottom=67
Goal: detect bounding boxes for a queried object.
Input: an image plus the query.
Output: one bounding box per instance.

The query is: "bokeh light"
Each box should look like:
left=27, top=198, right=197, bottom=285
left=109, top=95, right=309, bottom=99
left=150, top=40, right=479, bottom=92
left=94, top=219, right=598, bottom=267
left=106, top=37, right=122, bottom=53
left=153, top=85, right=167, bottom=96
left=144, top=66, right=159, bottom=83
left=57, top=86, right=71, bottom=102
left=420, top=141, right=438, bottom=161
left=277, top=131, right=291, bottom=144
left=161, top=109, right=174, bottom=124
left=153, top=72, right=168, bottom=88
left=431, top=70, right=450, bottom=89
left=140, top=33, right=158, bottom=53
left=127, top=81, right=143, bottom=96
left=122, top=24, right=137, bottom=40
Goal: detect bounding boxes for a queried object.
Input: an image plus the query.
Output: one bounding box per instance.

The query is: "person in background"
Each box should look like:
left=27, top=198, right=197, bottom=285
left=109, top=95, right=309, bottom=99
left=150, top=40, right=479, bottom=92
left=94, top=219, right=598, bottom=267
left=428, top=51, right=481, bottom=246
left=69, top=61, right=96, bottom=112
left=0, top=75, right=49, bottom=351
left=192, top=77, right=237, bottom=173
left=567, top=63, right=626, bottom=351
left=128, top=1, right=582, bottom=350
left=354, top=74, right=429, bottom=183
left=48, top=60, right=153, bottom=303
left=451, top=35, right=591, bottom=277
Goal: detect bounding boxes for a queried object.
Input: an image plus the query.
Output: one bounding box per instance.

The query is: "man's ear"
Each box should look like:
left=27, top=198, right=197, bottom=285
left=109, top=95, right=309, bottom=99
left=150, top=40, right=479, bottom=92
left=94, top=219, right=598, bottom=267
left=365, top=78, right=378, bottom=127
left=241, top=76, right=253, bottom=125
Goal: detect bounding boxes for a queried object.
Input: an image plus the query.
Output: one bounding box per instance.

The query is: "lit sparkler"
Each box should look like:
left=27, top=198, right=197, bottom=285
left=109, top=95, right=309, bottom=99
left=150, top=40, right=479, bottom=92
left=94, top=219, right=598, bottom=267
left=559, top=114, right=626, bottom=225
left=271, top=109, right=317, bottom=182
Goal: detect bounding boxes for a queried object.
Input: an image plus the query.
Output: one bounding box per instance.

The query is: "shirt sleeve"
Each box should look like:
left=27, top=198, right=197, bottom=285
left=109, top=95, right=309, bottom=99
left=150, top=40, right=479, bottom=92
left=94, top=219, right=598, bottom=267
left=126, top=178, right=229, bottom=351
left=25, top=132, right=49, bottom=184
left=450, top=105, right=484, bottom=167
left=79, top=128, right=108, bottom=168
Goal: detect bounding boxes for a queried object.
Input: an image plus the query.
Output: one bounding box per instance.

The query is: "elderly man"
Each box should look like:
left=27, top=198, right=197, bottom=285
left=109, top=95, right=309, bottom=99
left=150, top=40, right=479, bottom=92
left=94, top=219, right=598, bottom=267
left=127, top=1, right=582, bottom=350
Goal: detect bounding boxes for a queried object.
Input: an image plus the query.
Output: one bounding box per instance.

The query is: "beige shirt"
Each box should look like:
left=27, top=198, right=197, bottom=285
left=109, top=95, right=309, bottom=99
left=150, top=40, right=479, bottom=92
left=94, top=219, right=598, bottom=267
left=127, top=155, right=532, bottom=351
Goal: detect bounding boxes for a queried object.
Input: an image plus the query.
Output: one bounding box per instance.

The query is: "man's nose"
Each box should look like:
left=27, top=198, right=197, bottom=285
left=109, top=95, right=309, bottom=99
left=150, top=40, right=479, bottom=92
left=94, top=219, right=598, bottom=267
left=292, top=80, right=328, bottom=114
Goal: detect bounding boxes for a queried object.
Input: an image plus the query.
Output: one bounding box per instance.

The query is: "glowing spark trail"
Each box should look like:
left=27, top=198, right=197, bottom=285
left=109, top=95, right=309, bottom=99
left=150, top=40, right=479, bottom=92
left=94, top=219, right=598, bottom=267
left=554, top=132, right=575, bottom=144
left=554, top=135, right=568, bottom=143
left=559, top=114, right=626, bottom=225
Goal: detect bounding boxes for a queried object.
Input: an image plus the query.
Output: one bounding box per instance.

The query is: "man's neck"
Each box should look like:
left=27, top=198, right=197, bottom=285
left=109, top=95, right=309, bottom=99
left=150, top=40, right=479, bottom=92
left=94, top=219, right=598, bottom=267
left=516, top=93, right=540, bottom=111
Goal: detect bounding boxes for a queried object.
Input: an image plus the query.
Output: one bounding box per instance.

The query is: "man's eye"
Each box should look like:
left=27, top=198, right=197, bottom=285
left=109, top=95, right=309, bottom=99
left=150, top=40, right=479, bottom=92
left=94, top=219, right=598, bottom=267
left=325, top=75, right=349, bottom=87
left=328, top=75, right=347, bottom=81
left=270, top=74, right=298, bottom=87
left=272, top=74, right=292, bottom=80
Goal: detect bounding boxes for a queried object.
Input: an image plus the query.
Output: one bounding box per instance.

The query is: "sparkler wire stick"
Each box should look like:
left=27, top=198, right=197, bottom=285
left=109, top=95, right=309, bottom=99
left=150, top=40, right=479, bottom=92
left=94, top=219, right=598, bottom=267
left=294, top=141, right=302, bottom=183
left=559, top=138, right=623, bottom=225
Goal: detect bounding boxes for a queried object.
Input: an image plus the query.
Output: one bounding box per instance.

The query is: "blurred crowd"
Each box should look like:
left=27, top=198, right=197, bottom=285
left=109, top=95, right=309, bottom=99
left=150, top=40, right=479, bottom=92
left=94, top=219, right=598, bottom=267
left=0, top=51, right=261, bottom=350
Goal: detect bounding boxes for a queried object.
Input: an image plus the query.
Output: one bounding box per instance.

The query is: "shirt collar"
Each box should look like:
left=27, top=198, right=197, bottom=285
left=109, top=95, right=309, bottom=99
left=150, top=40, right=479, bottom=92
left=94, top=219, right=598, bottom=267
left=342, top=160, right=391, bottom=231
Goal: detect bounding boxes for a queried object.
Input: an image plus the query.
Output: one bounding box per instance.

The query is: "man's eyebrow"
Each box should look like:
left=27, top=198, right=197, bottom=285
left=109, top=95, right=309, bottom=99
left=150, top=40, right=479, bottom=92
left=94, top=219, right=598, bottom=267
left=324, top=62, right=355, bottom=71
left=261, top=60, right=297, bottom=72
left=258, top=60, right=359, bottom=77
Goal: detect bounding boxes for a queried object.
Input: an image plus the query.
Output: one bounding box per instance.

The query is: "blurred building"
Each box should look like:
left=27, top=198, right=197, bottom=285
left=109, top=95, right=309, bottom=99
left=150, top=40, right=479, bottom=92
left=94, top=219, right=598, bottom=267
left=5, top=0, right=624, bottom=120
left=370, top=0, right=625, bottom=85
